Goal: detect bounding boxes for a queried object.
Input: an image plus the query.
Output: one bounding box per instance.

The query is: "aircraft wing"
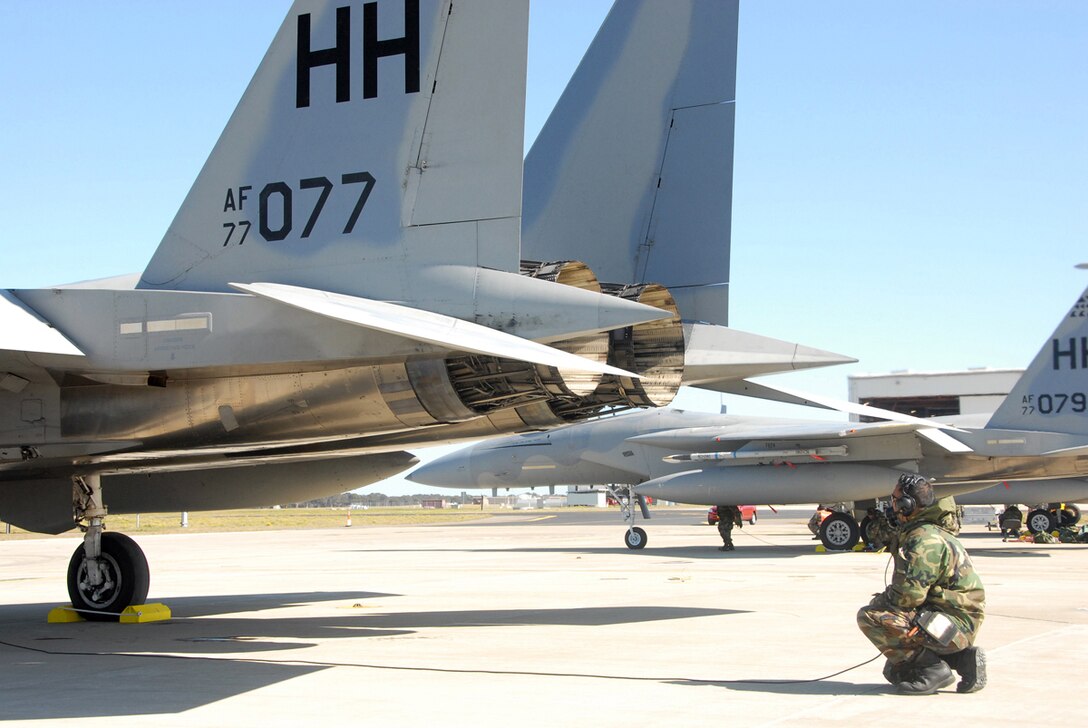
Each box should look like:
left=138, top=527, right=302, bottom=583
left=231, top=282, right=639, bottom=378
left=628, top=419, right=973, bottom=459
left=630, top=420, right=914, bottom=449
left=0, top=290, right=84, bottom=357
left=711, top=377, right=966, bottom=431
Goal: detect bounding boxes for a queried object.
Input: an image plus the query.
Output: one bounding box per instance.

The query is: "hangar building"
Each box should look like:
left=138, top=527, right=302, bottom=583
left=848, top=368, right=1023, bottom=421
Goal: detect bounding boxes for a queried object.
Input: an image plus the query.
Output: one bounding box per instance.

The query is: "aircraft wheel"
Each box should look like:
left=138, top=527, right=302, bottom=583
left=67, top=532, right=150, bottom=622
left=860, top=515, right=890, bottom=546
left=1054, top=505, right=1080, bottom=527
left=625, top=526, right=648, bottom=550
left=860, top=515, right=875, bottom=543
left=1026, top=509, right=1057, bottom=534
left=819, top=512, right=860, bottom=551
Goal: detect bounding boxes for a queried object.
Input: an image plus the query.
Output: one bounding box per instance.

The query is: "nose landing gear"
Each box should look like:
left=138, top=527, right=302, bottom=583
left=608, top=485, right=650, bottom=549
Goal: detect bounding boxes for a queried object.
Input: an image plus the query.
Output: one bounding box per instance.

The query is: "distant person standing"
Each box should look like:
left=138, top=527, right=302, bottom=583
left=716, top=505, right=743, bottom=551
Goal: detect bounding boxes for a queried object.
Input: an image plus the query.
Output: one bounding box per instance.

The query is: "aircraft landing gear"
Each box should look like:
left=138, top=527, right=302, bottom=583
left=1052, top=503, right=1081, bottom=527
left=68, top=474, right=149, bottom=621
left=608, top=485, right=649, bottom=549
left=1026, top=508, right=1057, bottom=534
left=624, top=527, right=648, bottom=549
left=818, top=511, right=860, bottom=550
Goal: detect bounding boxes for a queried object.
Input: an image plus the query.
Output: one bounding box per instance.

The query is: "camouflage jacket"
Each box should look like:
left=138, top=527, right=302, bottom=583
left=717, top=505, right=743, bottom=527
left=883, top=498, right=986, bottom=635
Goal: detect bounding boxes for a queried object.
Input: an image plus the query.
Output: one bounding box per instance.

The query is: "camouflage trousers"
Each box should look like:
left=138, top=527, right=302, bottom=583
left=856, top=605, right=974, bottom=664
left=717, top=520, right=734, bottom=546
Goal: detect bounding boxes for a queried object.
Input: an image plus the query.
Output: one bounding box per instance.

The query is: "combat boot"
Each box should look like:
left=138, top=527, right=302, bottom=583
left=943, top=647, right=986, bottom=693
left=882, top=658, right=907, bottom=685
left=895, top=649, right=955, bottom=695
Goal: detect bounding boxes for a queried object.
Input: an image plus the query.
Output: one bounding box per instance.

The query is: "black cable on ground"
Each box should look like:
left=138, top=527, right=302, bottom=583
left=0, top=636, right=881, bottom=686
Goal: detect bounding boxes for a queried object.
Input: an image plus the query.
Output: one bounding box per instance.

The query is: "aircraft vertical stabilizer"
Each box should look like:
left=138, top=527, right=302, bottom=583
left=139, top=0, right=528, bottom=299
left=985, top=283, right=1088, bottom=435
left=522, top=0, right=738, bottom=325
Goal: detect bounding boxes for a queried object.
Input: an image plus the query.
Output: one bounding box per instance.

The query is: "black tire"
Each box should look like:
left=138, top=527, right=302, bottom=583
left=67, top=532, right=150, bottom=622
left=1055, top=505, right=1080, bottom=527
left=860, top=515, right=875, bottom=543
left=1026, top=509, right=1057, bottom=534
left=625, top=526, right=648, bottom=550
left=748, top=512, right=757, bottom=526
left=819, top=512, right=860, bottom=550
left=861, top=513, right=892, bottom=546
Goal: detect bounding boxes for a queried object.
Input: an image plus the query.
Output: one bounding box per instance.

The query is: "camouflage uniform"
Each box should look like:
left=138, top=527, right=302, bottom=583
left=857, top=497, right=985, bottom=664
left=864, top=507, right=898, bottom=551
left=716, top=505, right=743, bottom=550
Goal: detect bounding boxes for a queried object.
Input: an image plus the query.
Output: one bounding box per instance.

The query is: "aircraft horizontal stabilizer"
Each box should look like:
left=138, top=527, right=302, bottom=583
left=231, top=282, right=640, bottom=379
left=0, top=291, right=83, bottom=356
left=713, top=378, right=966, bottom=432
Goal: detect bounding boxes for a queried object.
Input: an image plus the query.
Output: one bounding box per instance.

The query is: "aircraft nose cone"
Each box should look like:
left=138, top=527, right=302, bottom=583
left=408, top=439, right=558, bottom=488
left=407, top=452, right=473, bottom=487
left=406, top=444, right=523, bottom=488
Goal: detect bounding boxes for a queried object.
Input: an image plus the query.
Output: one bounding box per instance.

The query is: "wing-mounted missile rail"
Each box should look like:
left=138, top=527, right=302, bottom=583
left=663, top=446, right=849, bottom=463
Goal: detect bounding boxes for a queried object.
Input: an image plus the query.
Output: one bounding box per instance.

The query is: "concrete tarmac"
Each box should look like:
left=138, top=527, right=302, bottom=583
left=0, top=509, right=1085, bottom=727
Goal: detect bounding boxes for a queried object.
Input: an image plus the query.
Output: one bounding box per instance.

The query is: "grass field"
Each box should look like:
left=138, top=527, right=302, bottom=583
left=0, top=506, right=497, bottom=539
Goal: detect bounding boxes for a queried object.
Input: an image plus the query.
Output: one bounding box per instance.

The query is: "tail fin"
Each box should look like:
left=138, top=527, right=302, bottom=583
left=521, top=0, right=739, bottom=325
left=986, top=284, right=1088, bottom=434
left=139, top=0, right=528, bottom=297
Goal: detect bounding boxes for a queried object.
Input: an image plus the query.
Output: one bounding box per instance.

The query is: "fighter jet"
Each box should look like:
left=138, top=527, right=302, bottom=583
left=409, top=279, right=1088, bottom=550
left=0, top=1, right=849, bottom=619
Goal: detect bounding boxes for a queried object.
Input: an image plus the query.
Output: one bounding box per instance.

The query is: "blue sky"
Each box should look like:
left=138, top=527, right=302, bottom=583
left=1, top=2, right=1086, bottom=494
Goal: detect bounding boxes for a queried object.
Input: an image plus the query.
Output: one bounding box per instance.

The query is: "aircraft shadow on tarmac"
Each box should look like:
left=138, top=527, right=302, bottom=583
left=343, top=543, right=819, bottom=560
left=0, top=646, right=320, bottom=721
left=0, top=594, right=748, bottom=720
left=0, top=590, right=393, bottom=626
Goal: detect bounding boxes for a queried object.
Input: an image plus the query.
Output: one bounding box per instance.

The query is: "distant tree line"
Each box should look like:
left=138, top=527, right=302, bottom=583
left=287, top=492, right=458, bottom=508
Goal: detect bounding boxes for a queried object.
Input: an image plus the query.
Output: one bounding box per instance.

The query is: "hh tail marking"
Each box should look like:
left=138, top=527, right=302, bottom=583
left=296, top=0, right=421, bottom=108
left=1051, top=337, right=1088, bottom=371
